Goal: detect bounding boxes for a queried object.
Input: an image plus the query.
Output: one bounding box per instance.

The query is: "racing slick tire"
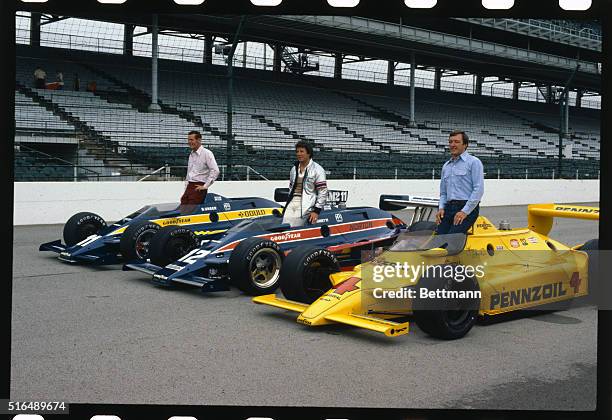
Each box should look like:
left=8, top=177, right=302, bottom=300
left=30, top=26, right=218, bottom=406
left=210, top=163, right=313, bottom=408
left=413, top=265, right=481, bottom=340
left=279, top=247, right=340, bottom=304
left=119, top=220, right=161, bottom=261
left=229, top=237, right=284, bottom=296
left=63, top=212, right=107, bottom=247
left=407, top=221, right=437, bottom=232
left=148, top=225, right=198, bottom=267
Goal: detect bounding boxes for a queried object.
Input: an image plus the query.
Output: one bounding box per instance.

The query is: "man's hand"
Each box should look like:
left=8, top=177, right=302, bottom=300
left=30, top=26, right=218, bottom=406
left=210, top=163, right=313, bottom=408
left=453, top=211, right=467, bottom=225
left=435, top=209, right=445, bottom=225
left=195, top=185, right=208, bottom=192
left=308, top=212, right=319, bottom=224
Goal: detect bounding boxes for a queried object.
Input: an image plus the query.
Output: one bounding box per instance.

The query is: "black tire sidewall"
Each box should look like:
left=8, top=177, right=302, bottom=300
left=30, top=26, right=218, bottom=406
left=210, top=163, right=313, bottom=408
left=229, top=237, right=283, bottom=296
left=63, top=212, right=106, bottom=246
left=280, top=247, right=339, bottom=303
left=413, top=265, right=480, bottom=340
left=149, top=225, right=198, bottom=267
left=119, top=220, right=161, bottom=260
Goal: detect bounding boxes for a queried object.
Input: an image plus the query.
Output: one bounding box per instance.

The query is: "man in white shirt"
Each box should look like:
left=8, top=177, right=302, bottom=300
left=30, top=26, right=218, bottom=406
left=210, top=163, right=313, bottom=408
left=34, top=67, right=46, bottom=89
left=180, top=130, right=220, bottom=205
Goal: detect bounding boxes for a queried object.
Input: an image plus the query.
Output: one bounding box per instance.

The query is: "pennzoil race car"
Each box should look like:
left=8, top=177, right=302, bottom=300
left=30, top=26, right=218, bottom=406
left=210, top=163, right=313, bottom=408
left=39, top=193, right=281, bottom=265
left=123, top=190, right=413, bottom=295
left=254, top=198, right=599, bottom=340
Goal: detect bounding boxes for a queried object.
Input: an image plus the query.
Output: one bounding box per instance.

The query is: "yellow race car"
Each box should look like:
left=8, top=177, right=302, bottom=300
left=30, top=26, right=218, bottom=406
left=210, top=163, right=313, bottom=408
left=253, top=196, right=599, bottom=340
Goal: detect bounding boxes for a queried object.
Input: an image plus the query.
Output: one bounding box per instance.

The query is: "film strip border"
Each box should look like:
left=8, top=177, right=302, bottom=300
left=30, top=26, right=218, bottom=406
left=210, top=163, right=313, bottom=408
left=10, top=0, right=604, bottom=14
left=2, top=0, right=608, bottom=419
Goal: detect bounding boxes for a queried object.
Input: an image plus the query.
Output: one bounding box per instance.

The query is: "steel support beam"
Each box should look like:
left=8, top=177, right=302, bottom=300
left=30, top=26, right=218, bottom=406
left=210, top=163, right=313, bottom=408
left=387, top=61, right=394, bottom=86
left=149, top=14, right=161, bottom=112
left=30, top=12, right=41, bottom=47
left=334, top=52, right=343, bottom=79
left=204, top=35, right=213, bottom=64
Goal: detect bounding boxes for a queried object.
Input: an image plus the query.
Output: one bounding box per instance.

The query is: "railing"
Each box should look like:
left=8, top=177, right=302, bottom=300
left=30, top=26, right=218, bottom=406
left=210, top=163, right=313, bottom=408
left=137, top=164, right=269, bottom=182
left=16, top=143, right=103, bottom=181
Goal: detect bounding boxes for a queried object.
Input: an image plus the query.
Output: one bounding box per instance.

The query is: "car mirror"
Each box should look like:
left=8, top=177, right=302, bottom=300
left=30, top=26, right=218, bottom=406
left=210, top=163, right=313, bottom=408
left=274, top=188, right=289, bottom=202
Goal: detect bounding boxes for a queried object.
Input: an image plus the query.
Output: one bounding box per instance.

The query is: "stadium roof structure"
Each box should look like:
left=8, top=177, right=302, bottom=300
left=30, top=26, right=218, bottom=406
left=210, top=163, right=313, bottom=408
left=28, top=13, right=600, bottom=93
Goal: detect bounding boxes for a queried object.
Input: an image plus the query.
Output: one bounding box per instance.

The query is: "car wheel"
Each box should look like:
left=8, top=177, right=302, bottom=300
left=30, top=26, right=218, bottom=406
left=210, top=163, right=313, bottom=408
left=63, top=212, right=107, bottom=246
left=407, top=221, right=437, bottom=232
left=279, top=247, right=340, bottom=303
left=413, top=265, right=480, bottom=340
left=229, top=237, right=283, bottom=296
left=148, top=225, right=198, bottom=267
left=119, top=220, right=161, bottom=261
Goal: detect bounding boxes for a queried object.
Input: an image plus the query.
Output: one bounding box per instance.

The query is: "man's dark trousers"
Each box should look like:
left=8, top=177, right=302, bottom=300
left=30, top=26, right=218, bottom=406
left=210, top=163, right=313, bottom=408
left=436, top=200, right=479, bottom=234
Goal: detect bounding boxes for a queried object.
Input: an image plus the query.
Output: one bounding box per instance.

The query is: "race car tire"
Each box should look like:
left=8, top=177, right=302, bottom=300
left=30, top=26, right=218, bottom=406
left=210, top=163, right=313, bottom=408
left=279, top=247, right=340, bottom=304
left=229, top=237, right=284, bottom=296
left=119, top=220, right=161, bottom=261
left=407, top=221, right=437, bottom=232
left=63, top=212, right=107, bottom=247
left=148, top=225, right=198, bottom=267
left=413, top=265, right=480, bottom=340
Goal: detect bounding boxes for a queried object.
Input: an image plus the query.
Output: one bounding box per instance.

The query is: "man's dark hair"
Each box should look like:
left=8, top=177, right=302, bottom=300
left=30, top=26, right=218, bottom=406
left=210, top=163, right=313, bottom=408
left=188, top=130, right=202, bottom=140
left=295, top=140, right=314, bottom=157
left=449, top=130, right=469, bottom=146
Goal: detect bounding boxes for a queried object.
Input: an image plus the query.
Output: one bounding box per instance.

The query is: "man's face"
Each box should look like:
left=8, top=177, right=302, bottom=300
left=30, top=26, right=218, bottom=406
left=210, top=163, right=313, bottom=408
left=296, top=147, right=310, bottom=163
left=188, top=134, right=201, bottom=151
left=448, top=134, right=467, bottom=157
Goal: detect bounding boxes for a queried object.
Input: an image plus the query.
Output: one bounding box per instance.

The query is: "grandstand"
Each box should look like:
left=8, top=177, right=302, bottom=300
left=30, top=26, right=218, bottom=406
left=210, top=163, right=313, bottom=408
left=13, top=14, right=601, bottom=181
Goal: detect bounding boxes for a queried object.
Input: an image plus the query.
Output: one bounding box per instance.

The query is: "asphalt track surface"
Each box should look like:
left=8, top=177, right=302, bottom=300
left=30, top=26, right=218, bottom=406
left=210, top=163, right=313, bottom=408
left=12, top=204, right=599, bottom=410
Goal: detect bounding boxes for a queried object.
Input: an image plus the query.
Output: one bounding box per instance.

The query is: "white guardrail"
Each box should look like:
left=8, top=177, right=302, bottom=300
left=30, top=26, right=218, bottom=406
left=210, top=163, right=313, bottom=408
left=13, top=179, right=599, bottom=225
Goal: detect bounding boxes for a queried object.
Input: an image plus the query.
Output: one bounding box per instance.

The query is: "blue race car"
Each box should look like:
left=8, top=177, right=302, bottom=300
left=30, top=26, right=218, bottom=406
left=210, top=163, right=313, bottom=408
left=123, top=190, right=425, bottom=296
left=39, top=193, right=282, bottom=265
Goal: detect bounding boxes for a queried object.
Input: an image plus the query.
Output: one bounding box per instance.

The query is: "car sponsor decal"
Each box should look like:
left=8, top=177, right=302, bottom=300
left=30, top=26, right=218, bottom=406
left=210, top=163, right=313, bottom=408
left=490, top=281, right=568, bottom=309
left=331, top=277, right=360, bottom=295
left=520, top=238, right=528, bottom=246
left=223, top=203, right=231, bottom=211
left=569, top=271, right=582, bottom=293
left=554, top=206, right=599, bottom=214
left=509, top=239, right=520, bottom=248
left=335, top=214, right=343, bottom=223
left=495, top=245, right=504, bottom=250
left=214, top=218, right=391, bottom=253
left=237, top=209, right=267, bottom=218
left=150, top=208, right=279, bottom=228
left=527, top=236, right=538, bottom=244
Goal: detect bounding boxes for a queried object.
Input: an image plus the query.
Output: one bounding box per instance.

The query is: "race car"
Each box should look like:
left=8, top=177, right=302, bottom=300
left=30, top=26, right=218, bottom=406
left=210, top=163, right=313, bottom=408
left=253, top=197, right=599, bottom=339
left=39, top=193, right=282, bottom=265
left=123, top=189, right=412, bottom=296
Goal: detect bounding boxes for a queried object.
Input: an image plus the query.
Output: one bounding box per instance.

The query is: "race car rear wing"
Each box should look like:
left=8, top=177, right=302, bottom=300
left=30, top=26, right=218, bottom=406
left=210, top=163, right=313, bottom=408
left=528, top=203, right=599, bottom=235
left=274, top=188, right=349, bottom=209
left=379, top=195, right=440, bottom=226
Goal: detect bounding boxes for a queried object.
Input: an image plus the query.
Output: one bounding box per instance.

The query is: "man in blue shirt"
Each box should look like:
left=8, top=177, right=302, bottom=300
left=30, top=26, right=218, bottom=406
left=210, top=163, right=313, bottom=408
left=435, top=130, right=484, bottom=235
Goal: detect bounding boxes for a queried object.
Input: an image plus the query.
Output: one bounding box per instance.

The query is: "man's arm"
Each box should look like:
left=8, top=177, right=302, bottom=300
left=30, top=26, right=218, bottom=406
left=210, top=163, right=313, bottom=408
left=312, top=168, right=328, bottom=214
left=439, top=164, right=448, bottom=210
left=461, top=159, right=484, bottom=215
left=202, top=150, right=220, bottom=188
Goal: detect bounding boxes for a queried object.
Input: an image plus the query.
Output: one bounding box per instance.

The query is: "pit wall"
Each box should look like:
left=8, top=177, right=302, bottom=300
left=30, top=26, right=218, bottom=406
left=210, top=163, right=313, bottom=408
left=13, top=180, right=599, bottom=225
